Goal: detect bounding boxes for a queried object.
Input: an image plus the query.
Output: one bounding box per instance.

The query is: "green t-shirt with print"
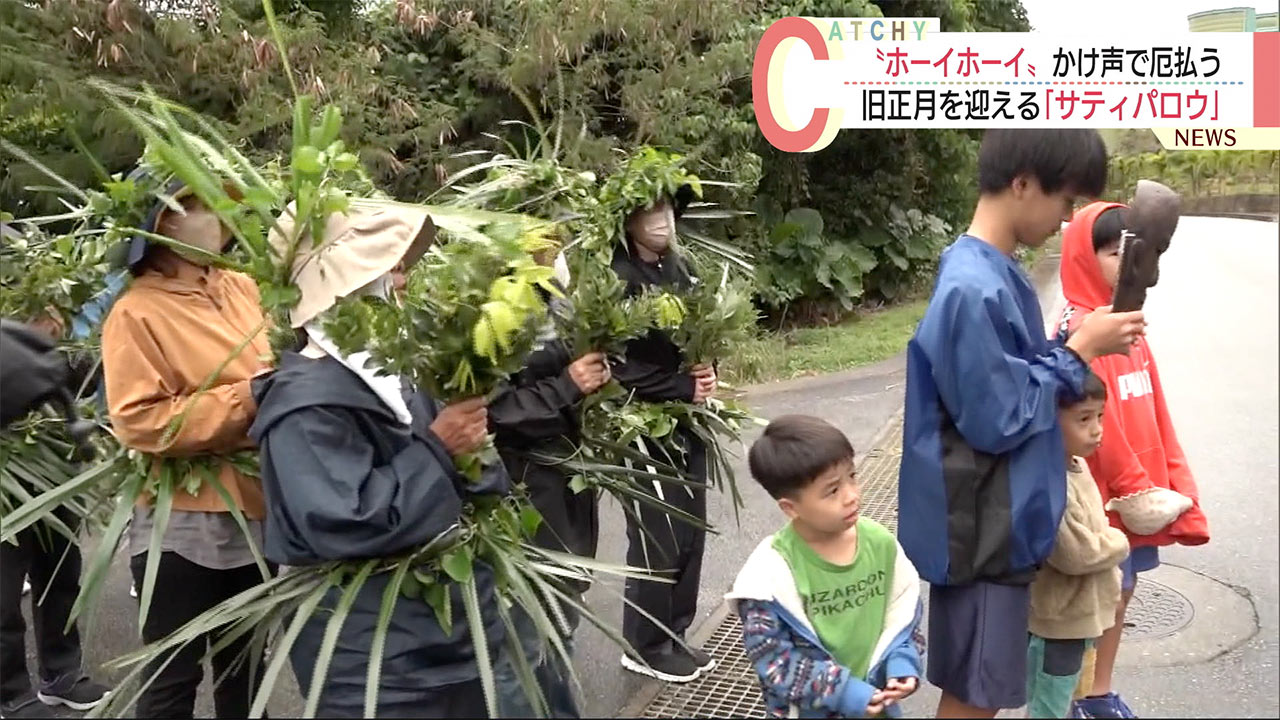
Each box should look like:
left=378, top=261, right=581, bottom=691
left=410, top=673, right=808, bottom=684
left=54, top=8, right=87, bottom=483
left=772, top=517, right=897, bottom=677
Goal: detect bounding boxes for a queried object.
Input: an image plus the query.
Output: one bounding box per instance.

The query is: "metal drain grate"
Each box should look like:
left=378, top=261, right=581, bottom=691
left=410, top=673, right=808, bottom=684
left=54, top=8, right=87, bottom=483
left=1123, top=579, right=1194, bottom=639
left=640, top=613, right=767, bottom=719
left=855, top=421, right=905, bottom=534
left=637, top=417, right=906, bottom=718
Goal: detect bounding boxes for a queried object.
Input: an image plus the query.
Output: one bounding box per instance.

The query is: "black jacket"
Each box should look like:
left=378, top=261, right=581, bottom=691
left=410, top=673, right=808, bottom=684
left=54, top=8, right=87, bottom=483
left=1, top=319, right=70, bottom=428
left=488, top=338, right=599, bottom=576
left=609, top=244, right=697, bottom=403
left=248, top=352, right=505, bottom=703
left=608, top=245, right=707, bottom=482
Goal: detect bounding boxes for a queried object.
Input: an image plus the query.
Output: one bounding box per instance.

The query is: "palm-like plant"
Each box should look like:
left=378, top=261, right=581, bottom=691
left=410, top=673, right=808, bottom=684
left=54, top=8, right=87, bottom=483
left=321, top=215, right=562, bottom=481
left=91, top=106, right=653, bottom=720
left=5, top=8, right=775, bottom=708
left=3, top=6, right=690, bottom=719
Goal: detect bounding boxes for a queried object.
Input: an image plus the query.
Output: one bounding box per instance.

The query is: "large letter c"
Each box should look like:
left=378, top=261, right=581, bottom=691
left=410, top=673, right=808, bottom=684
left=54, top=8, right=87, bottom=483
left=752, top=17, right=841, bottom=153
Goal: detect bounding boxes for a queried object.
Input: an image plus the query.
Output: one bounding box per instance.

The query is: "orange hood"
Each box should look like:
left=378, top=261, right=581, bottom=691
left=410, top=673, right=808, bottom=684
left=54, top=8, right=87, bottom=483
left=1061, top=201, right=1127, bottom=312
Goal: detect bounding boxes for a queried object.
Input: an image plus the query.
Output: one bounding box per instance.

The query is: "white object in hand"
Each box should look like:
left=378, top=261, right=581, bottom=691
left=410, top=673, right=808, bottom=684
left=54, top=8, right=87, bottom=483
left=1105, top=487, right=1193, bottom=536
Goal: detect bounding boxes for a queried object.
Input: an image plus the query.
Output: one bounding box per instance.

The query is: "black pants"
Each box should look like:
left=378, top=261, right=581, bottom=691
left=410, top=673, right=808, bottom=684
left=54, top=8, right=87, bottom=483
left=0, top=506, right=84, bottom=704
left=622, top=434, right=707, bottom=657
left=128, top=552, right=270, bottom=719
left=511, top=457, right=600, bottom=596
left=304, top=679, right=488, bottom=719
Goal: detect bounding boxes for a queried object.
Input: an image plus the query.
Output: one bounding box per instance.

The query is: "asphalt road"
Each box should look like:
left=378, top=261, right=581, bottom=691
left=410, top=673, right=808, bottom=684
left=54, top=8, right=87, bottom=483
left=1079, top=216, right=1278, bottom=718
left=12, top=216, right=1277, bottom=718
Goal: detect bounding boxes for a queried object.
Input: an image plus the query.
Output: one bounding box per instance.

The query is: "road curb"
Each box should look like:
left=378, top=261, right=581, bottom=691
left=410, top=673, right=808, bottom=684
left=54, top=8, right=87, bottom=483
left=1183, top=211, right=1279, bottom=222
left=738, top=243, right=1063, bottom=403
left=738, top=353, right=905, bottom=401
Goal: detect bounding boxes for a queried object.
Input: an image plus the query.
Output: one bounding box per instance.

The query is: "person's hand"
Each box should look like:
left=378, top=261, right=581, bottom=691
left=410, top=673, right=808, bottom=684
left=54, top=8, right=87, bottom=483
left=428, top=397, right=489, bottom=457
left=691, top=363, right=717, bottom=404
left=1067, top=305, right=1146, bottom=362
left=864, top=690, right=889, bottom=716
left=879, top=676, right=919, bottom=705
left=568, top=351, right=610, bottom=395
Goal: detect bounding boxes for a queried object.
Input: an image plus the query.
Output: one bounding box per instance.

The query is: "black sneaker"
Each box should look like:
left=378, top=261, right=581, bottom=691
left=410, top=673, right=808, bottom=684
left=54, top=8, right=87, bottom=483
left=675, top=642, right=715, bottom=674
left=619, top=649, right=701, bottom=683
left=37, top=676, right=110, bottom=712
left=1, top=693, right=58, bottom=719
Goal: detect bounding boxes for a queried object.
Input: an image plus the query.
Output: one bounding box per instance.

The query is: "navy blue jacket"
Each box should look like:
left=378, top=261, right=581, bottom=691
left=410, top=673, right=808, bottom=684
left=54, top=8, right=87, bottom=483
left=898, top=235, right=1087, bottom=586
left=249, top=353, right=505, bottom=711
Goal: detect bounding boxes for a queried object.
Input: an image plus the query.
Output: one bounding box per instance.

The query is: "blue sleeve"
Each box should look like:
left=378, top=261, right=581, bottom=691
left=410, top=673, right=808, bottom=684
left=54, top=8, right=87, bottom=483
left=71, top=270, right=126, bottom=340
left=919, top=282, right=1086, bottom=455
left=881, top=629, right=923, bottom=683
left=739, top=600, right=879, bottom=717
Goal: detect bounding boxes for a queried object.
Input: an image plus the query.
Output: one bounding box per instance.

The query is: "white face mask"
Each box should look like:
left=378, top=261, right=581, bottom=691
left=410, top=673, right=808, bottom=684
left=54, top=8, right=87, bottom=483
left=627, top=202, right=675, bottom=253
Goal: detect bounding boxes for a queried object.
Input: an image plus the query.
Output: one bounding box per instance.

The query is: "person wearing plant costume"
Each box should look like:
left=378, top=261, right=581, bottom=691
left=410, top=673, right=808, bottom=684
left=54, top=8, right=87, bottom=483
left=608, top=174, right=719, bottom=683
left=0, top=317, right=111, bottom=719
left=100, top=181, right=272, bottom=719
left=248, top=203, right=507, bottom=718
left=488, top=251, right=611, bottom=718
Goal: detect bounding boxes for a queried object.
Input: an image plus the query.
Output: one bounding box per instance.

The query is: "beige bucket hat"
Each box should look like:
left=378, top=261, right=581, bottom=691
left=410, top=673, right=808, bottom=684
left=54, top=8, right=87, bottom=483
left=269, top=201, right=437, bottom=328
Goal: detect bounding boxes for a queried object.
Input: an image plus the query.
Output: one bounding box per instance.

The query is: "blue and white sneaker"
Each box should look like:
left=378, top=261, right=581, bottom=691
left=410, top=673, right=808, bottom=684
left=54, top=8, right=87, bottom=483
left=1072, top=693, right=1138, bottom=719
left=1071, top=699, right=1096, bottom=718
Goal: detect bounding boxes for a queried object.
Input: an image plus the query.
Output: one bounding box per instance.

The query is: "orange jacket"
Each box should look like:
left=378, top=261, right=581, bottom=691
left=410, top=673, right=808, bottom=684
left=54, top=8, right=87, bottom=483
left=102, top=263, right=269, bottom=519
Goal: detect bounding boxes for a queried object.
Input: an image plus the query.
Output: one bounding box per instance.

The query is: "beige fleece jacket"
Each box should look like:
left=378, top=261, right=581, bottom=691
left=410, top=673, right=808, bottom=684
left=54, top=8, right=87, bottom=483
left=1029, top=458, right=1130, bottom=640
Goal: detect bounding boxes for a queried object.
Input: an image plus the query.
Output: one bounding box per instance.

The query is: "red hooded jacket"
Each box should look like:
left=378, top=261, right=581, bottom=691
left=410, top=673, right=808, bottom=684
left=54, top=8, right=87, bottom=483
left=1056, top=201, right=1210, bottom=548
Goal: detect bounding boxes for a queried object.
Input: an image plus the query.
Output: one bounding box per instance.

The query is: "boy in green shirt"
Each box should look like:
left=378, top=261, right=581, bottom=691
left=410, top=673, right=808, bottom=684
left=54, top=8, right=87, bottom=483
left=726, top=415, right=924, bottom=718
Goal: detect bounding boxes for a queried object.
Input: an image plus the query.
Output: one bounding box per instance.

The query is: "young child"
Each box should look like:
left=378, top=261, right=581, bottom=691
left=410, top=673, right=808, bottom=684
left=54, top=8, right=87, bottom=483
left=1055, top=202, right=1210, bottom=719
left=727, top=415, right=923, bottom=718
left=896, top=129, right=1148, bottom=719
left=1026, top=371, right=1130, bottom=719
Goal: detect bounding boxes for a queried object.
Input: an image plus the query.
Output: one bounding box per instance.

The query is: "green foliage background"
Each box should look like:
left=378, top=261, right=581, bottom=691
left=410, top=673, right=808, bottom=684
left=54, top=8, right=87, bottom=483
left=2, top=0, right=1038, bottom=319
left=1105, top=148, right=1279, bottom=202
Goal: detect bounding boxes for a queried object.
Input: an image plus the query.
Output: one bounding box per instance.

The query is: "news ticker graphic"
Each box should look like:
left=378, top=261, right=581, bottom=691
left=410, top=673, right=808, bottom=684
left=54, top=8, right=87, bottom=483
left=752, top=17, right=1280, bottom=152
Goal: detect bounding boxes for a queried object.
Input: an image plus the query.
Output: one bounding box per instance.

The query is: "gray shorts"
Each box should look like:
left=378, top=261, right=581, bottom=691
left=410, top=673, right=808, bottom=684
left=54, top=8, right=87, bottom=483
left=926, top=581, right=1030, bottom=711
